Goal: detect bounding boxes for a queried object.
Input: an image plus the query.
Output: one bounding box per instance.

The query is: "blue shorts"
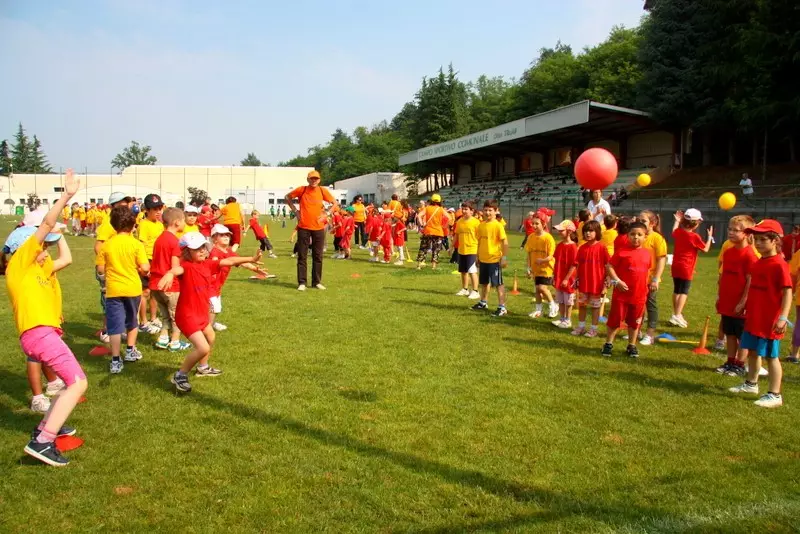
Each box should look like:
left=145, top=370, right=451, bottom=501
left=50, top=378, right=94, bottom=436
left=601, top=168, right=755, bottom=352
left=458, top=253, right=477, bottom=274
left=106, top=296, right=141, bottom=335
left=740, top=331, right=781, bottom=358
left=479, top=262, right=503, bottom=287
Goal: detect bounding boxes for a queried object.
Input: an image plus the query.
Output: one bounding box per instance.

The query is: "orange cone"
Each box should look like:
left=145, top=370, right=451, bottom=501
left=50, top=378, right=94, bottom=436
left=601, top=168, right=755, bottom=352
left=692, top=315, right=712, bottom=355
left=510, top=272, right=521, bottom=296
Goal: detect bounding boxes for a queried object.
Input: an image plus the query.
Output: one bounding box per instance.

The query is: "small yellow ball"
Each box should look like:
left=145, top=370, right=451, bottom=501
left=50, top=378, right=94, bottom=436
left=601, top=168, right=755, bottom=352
left=719, top=192, right=737, bottom=211
left=636, top=173, right=651, bottom=187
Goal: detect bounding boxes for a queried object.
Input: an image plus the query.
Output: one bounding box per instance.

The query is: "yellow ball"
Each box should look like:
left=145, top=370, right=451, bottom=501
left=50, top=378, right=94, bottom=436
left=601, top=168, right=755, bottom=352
left=636, top=173, right=651, bottom=187
left=719, top=192, right=737, bottom=211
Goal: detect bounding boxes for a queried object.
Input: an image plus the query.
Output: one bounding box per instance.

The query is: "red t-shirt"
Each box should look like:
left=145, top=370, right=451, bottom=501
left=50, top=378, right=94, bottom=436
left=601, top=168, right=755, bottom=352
left=717, top=245, right=759, bottom=317
left=614, top=233, right=630, bottom=252
left=248, top=217, right=266, bottom=239
left=554, top=242, right=578, bottom=293
left=609, top=247, right=652, bottom=304
left=744, top=255, right=792, bottom=340
left=198, top=213, right=215, bottom=237
left=367, top=215, right=382, bottom=241
left=574, top=241, right=610, bottom=295
left=200, top=205, right=212, bottom=215
left=671, top=228, right=706, bottom=280
left=210, top=246, right=237, bottom=297
left=175, top=259, right=220, bottom=335
left=148, top=231, right=181, bottom=292
left=379, top=221, right=393, bottom=246
left=341, top=217, right=354, bottom=244
left=781, top=235, right=800, bottom=261
left=523, top=219, right=535, bottom=236
left=332, top=214, right=344, bottom=238
left=393, top=221, right=406, bottom=246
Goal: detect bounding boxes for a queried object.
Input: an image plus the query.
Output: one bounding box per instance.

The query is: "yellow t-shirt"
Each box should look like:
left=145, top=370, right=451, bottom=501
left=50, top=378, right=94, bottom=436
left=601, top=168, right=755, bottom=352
left=5, top=237, right=62, bottom=334
left=221, top=203, right=243, bottom=225
left=96, top=234, right=147, bottom=298
left=78, top=207, right=86, bottom=221
left=643, top=232, right=668, bottom=280
left=61, top=207, right=70, bottom=220
left=477, top=219, right=507, bottom=263
left=95, top=209, right=106, bottom=226
left=176, top=224, right=199, bottom=239
left=525, top=232, right=555, bottom=277
left=577, top=221, right=586, bottom=246
left=137, top=218, right=164, bottom=259
left=262, top=223, right=270, bottom=238
left=96, top=220, right=116, bottom=243
left=455, top=217, right=480, bottom=255
left=601, top=228, right=618, bottom=257
left=86, top=208, right=96, bottom=225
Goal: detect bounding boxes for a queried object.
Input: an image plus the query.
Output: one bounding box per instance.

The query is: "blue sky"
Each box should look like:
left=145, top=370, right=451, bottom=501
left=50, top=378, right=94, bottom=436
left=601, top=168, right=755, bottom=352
left=0, top=0, right=645, bottom=171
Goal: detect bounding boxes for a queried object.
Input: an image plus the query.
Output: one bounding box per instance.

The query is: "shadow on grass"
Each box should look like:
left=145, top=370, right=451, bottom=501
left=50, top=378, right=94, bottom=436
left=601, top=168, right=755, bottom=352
left=383, top=286, right=460, bottom=296
left=503, top=336, right=600, bottom=356
left=392, top=299, right=474, bottom=313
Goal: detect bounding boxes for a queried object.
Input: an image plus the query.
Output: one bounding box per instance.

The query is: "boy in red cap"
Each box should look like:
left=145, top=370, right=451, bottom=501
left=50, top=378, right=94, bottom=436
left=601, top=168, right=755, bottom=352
left=728, top=219, right=792, bottom=408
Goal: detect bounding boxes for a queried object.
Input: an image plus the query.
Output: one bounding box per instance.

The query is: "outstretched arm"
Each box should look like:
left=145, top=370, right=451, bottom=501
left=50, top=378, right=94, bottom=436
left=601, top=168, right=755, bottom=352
left=35, top=169, right=80, bottom=245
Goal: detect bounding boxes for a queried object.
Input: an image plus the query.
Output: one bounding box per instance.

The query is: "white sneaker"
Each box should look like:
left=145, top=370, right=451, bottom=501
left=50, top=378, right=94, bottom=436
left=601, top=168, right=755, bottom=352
left=297, top=284, right=307, bottom=291
left=668, top=315, right=683, bottom=327
left=213, top=322, right=228, bottom=331
left=393, top=260, right=404, bottom=266
left=754, top=393, right=783, bottom=408
left=547, top=304, right=559, bottom=318
left=729, top=382, right=759, bottom=394
left=145, top=322, right=161, bottom=335
left=269, top=253, right=278, bottom=259
left=314, top=284, right=326, bottom=290
left=150, top=318, right=163, bottom=329
left=551, top=319, right=563, bottom=327
left=45, top=379, right=66, bottom=396
left=528, top=310, right=542, bottom=319
left=456, top=289, right=470, bottom=296
left=98, top=331, right=110, bottom=343
left=640, top=335, right=653, bottom=346
left=468, top=290, right=481, bottom=300
left=30, top=395, right=50, bottom=413
left=557, top=320, right=573, bottom=329
left=744, top=365, right=769, bottom=377
left=713, top=339, right=726, bottom=351
left=331, top=254, right=339, bottom=259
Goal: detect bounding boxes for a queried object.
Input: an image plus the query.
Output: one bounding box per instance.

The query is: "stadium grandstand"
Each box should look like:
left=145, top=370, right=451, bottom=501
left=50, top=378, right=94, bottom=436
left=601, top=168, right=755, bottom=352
left=398, top=100, right=673, bottom=227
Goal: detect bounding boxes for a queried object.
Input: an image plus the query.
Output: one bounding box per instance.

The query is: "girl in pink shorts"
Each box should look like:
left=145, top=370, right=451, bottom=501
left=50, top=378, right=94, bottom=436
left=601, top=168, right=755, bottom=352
left=2, top=170, right=87, bottom=467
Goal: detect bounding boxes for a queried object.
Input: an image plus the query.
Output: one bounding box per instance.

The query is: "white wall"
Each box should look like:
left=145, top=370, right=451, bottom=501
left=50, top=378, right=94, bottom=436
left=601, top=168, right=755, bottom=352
left=333, top=172, right=408, bottom=203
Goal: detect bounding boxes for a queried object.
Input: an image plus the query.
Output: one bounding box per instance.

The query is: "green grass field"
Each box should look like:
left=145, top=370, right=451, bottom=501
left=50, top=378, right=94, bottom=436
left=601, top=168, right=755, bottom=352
left=1, top=215, right=799, bottom=533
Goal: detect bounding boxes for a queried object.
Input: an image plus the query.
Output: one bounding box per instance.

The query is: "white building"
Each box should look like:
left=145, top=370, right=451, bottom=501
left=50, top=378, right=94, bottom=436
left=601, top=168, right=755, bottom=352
left=333, top=172, right=410, bottom=205
left=1, top=165, right=348, bottom=214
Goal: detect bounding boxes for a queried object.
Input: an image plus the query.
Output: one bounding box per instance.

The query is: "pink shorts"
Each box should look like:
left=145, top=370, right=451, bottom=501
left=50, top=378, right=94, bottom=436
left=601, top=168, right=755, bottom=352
left=555, top=290, right=576, bottom=306
left=20, top=326, right=86, bottom=386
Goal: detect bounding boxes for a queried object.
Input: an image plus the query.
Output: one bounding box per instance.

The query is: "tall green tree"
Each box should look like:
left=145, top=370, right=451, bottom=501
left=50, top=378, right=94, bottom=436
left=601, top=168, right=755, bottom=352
left=467, top=75, right=515, bottom=131
left=0, top=140, right=10, bottom=176
left=29, top=135, right=52, bottom=173
left=240, top=152, right=263, bottom=166
left=579, top=26, right=642, bottom=108
left=10, top=123, right=32, bottom=173
left=111, top=141, right=157, bottom=170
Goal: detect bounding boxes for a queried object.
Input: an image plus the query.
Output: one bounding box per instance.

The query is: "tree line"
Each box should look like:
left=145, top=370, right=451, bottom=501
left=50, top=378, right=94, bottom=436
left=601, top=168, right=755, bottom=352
left=279, top=0, right=798, bottom=187
left=1, top=123, right=52, bottom=175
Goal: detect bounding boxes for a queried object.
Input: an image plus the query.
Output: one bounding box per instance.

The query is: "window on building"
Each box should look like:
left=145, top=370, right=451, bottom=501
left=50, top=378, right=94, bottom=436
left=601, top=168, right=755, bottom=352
left=53, top=186, right=64, bottom=192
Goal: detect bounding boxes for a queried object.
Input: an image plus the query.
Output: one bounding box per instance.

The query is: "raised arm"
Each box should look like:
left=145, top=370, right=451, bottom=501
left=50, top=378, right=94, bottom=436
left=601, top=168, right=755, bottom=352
left=36, top=168, right=80, bottom=245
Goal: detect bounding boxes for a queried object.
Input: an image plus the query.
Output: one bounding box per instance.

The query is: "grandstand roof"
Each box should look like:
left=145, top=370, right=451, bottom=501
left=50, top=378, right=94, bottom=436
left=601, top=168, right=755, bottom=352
left=398, top=100, right=659, bottom=166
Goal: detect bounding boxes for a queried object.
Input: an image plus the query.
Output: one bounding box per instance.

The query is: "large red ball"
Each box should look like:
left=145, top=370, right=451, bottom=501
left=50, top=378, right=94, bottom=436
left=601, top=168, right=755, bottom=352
left=574, top=148, right=618, bottom=190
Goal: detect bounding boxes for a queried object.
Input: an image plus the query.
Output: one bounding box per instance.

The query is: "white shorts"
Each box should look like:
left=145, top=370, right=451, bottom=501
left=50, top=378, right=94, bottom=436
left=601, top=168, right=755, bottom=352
left=209, top=296, right=222, bottom=314
left=555, top=290, right=576, bottom=306
left=370, top=241, right=380, bottom=248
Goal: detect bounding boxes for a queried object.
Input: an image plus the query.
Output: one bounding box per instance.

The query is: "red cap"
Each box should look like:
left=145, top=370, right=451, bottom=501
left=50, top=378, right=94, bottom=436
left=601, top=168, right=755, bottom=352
left=746, top=219, right=784, bottom=236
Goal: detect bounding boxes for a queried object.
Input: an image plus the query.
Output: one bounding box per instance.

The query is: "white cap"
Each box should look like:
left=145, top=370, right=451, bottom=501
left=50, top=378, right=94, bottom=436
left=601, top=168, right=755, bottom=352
left=184, top=205, right=199, bottom=214
left=211, top=223, right=232, bottom=236
left=179, top=231, right=211, bottom=250
left=684, top=208, right=703, bottom=221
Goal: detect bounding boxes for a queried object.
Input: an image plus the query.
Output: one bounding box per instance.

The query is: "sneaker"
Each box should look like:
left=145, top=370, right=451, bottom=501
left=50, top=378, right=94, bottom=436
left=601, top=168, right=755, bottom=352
left=492, top=307, right=508, bottom=317
left=213, top=322, right=228, bottom=331
left=715, top=362, right=732, bottom=374
left=676, top=315, right=689, bottom=328
left=724, top=365, right=746, bottom=377
left=729, top=382, right=759, bottom=394
left=32, top=425, right=76, bottom=440
left=786, top=356, right=800, bottom=364
left=668, top=315, right=686, bottom=328
left=269, top=253, right=278, bottom=259
left=528, top=310, right=542, bottom=319
left=571, top=327, right=586, bottom=336
left=98, top=331, right=110, bottom=343
left=551, top=319, right=563, bottom=327
left=150, top=318, right=163, bottom=329
left=557, top=320, right=573, bottom=329
left=171, top=372, right=192, bottom=393
left=640, top=335, right=653, bottom=346
left=754, top=392, right=783, bottom=408
left=124, top=347, right=143, bottom=362
left=601, top=343, right=613, bottom=357
left=584, top=329, right=598, bottom=338
left=547, top=304, right=559, bottom=318
left=138, top=322, right=153, bottom=333
left=146, top=323, right=161, bottom=334
left=168, top=340, right=192, bottom=352
left=393, top=260, right=404, bottom=266
left=154, top=338, right=170, bottom=350
left=45, top=379, right=66, bottom=396
left=291, top=253, right=296, bottom=258
left=472, top=302, right=488, bottom=311
left=456, top=288, right=470, bottom=297
left=314, top=284, right=327, bottom=290
left=195, top=366, right=223, bottom=377
left=468, top=290, right=481, bottom=300
left=24, top=439, right=69, bottom=467
left=626, top=344, right=640, bottom=358
left=30, top=396, right=50, bottom=413
left=297, top=284, right=307, bottom=292
left=109, top=359, right=124, bottom=374
left=714, top=339, right=726, bottom=351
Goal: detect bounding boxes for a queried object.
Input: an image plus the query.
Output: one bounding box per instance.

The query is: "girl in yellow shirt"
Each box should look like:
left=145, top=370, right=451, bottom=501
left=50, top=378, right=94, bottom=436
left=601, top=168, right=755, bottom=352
left=525, top=214, right=557, bottom=319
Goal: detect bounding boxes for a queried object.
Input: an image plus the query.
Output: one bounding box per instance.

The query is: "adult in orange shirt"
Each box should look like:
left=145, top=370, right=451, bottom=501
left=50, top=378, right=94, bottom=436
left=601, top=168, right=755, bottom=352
left=388, top=194, right=404, bottom=220
left=221, top=197, right=245, bottom=251
left=351, top=195, right=368, bottom=248
left=285, top=170, right=335, bottom=290
left=416, top=193, right=448, bottom=270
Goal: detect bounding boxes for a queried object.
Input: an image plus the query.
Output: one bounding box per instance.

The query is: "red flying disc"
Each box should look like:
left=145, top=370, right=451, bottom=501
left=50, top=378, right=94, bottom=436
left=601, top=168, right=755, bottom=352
left=88, top=346, right=111, bottom=357
left=55, top=435, right=84, bottom=452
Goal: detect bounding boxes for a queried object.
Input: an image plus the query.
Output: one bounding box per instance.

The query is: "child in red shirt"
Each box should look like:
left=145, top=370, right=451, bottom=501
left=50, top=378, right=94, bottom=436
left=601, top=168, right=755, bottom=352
left=602, top=222, right=652, bottom=358
left=197, top=204, right=220, bottom=238
left=331, top=209, right=345, bottom=259
left=367, top=212, right=383, bottom=262
left=340, top=208, right=355, bottom=259
left=729, top=219, right=792, bottom=408
left=670, top=208, right=713, bottom=327
left=170, top=231, right=262, bottom=393
left=714, top=215, right=758, bottom=375
left=392, top=216, right=407, bottom=265
left=245, top=210, right=277, bottom=258
left=551, top=219, right=578, bottom=329
left=566, top=220, right=610, bottom=337
left=377, top=213, right=393, bottom=263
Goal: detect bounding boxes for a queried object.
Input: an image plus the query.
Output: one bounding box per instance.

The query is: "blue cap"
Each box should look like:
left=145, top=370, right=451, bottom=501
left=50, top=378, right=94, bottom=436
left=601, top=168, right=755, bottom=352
left=3, top=226, right=62, bottom=255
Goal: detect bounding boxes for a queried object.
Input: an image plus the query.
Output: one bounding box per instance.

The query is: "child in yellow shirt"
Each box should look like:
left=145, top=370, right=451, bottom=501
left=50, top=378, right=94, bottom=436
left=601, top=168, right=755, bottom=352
left=525, top=214, right=557, bottom=318
left=136, top=194, right=165, bottom=334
